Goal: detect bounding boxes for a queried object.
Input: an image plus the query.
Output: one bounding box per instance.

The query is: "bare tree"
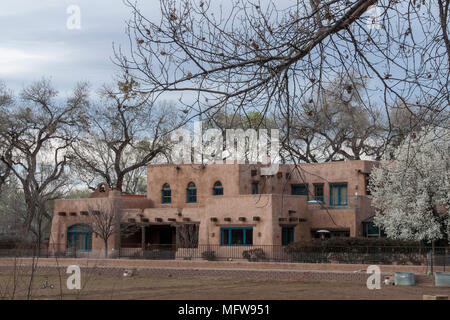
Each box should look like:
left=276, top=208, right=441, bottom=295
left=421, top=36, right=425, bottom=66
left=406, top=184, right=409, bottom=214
left=0, top=83, right=12, bottom=192
left=279, top=72, right=386, bottom=162
left=176, top=223, right=199, bottom=248
left=88, top=199, right=139, bottom=258
left=88, top=200, right=121, bottom=258
left=70, top=78, right=185, bottom=193
left=0, top=177, right=25, bottom=243
left=115, top=0, right=449, bottom=163
left=0, top=163, right=10, bottom=193
left=0, top=79, right=89, bottom=245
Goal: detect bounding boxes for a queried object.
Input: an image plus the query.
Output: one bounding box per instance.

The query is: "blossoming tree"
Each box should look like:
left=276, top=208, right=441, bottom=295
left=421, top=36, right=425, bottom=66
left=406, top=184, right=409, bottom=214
left=369, top=128, right=450, bottom=242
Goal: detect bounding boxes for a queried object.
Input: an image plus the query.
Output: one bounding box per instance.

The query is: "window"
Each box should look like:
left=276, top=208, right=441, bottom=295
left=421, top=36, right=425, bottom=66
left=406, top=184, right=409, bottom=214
left=161, top=183, right=171, bottom=204
left=251, top=182, right=259, bottom=194
left=314, top=184, right=324, bottom=202
left=213, top=181, right=223, bottom=196
left=329, top=183, right=348, bottom=206
left=291, top=184, right=308, bottom=199
left=282, top=226, right=295, bottom=246
left=220, top=227, right=253, bottom=246
left=363, top=222, right=386, bottom=238
left=365, top=174, right=371, bottom=196
left=186, top=182, right=197, bottom=203
left=67, top=224, right=92, bottom=251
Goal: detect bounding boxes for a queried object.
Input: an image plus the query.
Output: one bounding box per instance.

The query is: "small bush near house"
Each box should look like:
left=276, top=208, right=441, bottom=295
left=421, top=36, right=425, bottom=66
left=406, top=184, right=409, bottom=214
left=242, top=248, right=266, bottom=262
left=201, top=250, right=216, bottom=261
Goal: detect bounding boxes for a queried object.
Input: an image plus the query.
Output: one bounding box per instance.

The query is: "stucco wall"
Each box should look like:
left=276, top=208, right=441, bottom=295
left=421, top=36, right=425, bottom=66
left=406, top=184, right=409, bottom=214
left=49, top=192, right=152, bottom=255
left=50, top=160, right=379, bottom=253
left=146, top=163, right=241, bottom=207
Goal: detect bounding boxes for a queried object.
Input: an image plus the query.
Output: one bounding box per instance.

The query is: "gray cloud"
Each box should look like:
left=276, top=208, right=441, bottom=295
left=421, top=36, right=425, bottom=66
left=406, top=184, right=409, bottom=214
left=0, top=0, right=156, bottom=94
left=0, top=0, right=295, bottom=99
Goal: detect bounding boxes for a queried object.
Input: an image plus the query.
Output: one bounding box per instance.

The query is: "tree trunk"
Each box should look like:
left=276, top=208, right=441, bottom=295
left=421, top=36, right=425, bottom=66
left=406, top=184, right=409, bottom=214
left=104, top=240, right=108, bottom=259
left=115, top=173, right=124, bottom=192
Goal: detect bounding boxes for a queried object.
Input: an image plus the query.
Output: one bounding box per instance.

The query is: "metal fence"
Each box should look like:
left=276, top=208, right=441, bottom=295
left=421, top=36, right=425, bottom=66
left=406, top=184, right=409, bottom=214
left=1, top=244, right=449, bottom=269
left=118, top=245, right=450, bottom=268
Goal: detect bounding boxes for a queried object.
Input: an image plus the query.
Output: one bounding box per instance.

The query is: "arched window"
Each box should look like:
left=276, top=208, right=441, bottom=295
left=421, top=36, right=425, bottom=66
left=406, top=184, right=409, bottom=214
left=213, top=181, right=224, bottom=196
left=67, top=224, right=92, bottom=251
left=186, top=182, right=197, bottom=203
left=162, top=183, right=171, bottom=204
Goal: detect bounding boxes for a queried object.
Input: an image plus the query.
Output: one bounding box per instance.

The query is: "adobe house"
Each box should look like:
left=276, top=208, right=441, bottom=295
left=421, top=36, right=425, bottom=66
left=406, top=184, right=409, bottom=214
left=49, top=160, right=379, bottom=258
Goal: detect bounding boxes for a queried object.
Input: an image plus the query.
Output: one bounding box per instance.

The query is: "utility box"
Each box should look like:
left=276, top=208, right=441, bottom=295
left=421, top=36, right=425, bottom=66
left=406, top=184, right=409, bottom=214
left=394, top=272, right=415, bottom=286
left=434, top=272, right=450, bottom=287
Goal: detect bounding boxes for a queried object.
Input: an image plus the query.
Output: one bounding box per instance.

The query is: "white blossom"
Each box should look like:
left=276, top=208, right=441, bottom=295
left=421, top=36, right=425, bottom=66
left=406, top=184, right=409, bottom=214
left=369, top=128, right=450, bottom=242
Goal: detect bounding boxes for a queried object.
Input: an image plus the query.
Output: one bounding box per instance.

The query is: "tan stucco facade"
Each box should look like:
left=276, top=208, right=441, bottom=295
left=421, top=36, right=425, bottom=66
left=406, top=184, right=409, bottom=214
left=49, top=160, right=378, bottom=256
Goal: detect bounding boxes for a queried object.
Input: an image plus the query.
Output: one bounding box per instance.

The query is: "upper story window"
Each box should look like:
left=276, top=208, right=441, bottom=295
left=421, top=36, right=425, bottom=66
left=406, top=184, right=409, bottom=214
left=365, top=174, right=371, bottom=196
left=313, top=183, right=324, bottom=202
left=330, top=183, right=348, bottom=206
left=161, top=183, right=171, bottom=204
left=291, top=184, right=308, bottom=199
left=186, top=182, right=197, bottom=203
left=251, top=182, right=259, bottom=194
left=213, top=181, right=224, bottom=196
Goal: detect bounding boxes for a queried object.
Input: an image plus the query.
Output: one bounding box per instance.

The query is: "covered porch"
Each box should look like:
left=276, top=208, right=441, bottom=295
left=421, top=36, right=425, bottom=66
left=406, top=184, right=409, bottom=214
left=119, top=223, right=199, bottom=259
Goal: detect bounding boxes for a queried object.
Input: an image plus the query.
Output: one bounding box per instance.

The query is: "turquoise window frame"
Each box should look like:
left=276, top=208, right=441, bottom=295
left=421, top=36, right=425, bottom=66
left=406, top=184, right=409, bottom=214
left=313, top=184, right=324, bottom=202
left=251, top=182, right=259, bottom=194
left=281, top=226, right=295, bottom=246
left=66, top=224, right=92, bottom=252
left=162, top=189, right=171, bottom=204
left=186, top=187, right=197, bottom=203
left=213, top=187, right=223, bottom=195
left=220, top=227, right=253, bottom=246
left=291, top=184, right=309, bottom=200
left=213, top=181, right=223, bottom=196
left=329, top=183, right=348, bottom=206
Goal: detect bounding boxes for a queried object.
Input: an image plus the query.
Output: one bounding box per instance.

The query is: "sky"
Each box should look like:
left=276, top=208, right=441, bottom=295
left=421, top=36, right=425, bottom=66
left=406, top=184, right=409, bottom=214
left=0, top=0, right=398, bottom=104
left=0, top=0, right=302, bottom=98
left=0, top=0, right=160, bottom=96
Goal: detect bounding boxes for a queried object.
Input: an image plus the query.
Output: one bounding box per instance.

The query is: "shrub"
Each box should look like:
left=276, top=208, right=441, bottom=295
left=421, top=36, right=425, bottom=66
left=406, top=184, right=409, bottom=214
left=286, top=238, right=421, bottom=251
left=284, top=238, right=427, bottom=264
left=242, top=248, right=266, bottom=262
left=201, top=250, right=216, bottom=261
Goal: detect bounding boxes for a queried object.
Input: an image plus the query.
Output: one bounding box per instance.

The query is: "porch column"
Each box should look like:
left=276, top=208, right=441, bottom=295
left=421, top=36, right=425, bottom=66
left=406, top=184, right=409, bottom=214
left=141, top=226, right=146, bottom=250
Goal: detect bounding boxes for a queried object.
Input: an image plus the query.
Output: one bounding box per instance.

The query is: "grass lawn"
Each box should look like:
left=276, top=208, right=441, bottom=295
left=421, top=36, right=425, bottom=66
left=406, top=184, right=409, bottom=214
left=0, top=271, right=449, bottom=300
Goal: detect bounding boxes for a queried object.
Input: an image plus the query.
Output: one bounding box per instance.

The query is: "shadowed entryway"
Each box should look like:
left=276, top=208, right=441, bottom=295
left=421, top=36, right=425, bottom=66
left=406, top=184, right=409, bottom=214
left=121, top=224, right=176, bottom=248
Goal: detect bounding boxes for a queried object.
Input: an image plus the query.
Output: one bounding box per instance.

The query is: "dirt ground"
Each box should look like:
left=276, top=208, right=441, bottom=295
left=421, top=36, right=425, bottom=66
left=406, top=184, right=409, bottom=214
left=1, top=271, right=449, bottom=300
